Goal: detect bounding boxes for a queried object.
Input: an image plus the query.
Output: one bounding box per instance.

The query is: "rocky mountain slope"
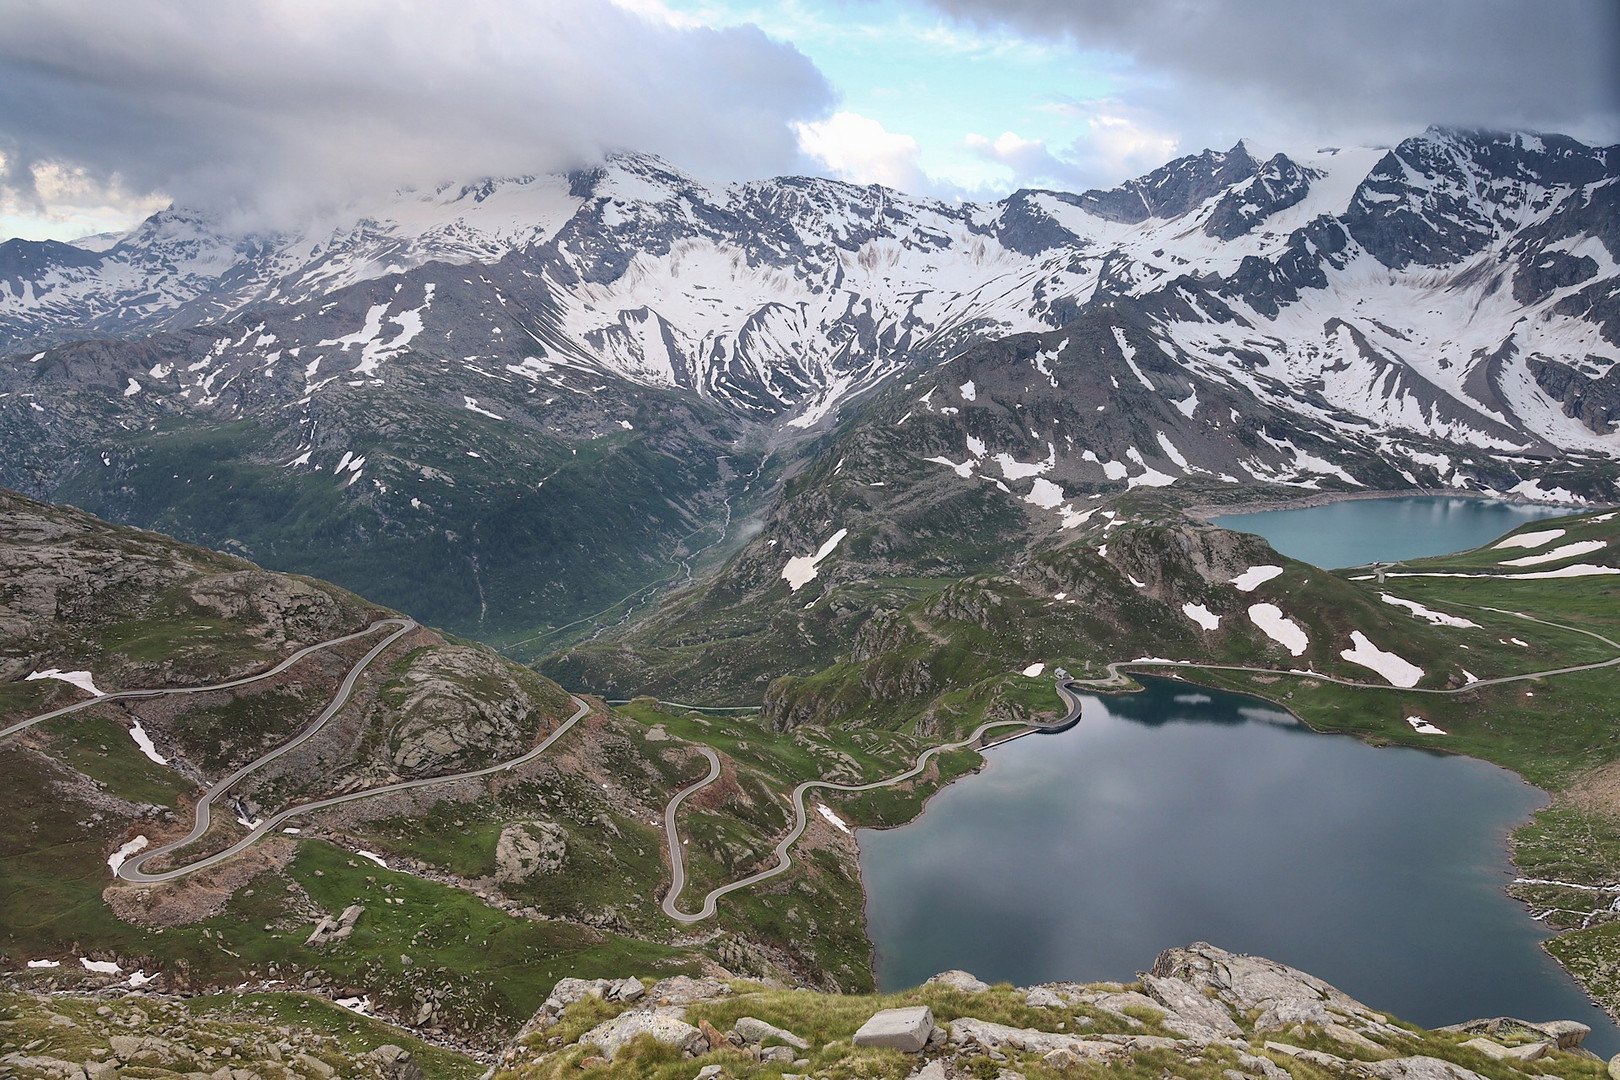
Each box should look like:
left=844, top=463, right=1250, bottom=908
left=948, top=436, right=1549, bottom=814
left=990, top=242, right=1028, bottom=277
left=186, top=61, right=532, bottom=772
left=0, top=491, right=987, bottom=1040
left=0, top=128, right=1616, bottom=645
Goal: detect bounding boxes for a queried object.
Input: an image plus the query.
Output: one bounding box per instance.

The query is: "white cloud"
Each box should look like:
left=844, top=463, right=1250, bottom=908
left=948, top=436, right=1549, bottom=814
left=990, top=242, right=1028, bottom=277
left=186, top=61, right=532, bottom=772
left=0, top=0, right=834, bottom=230
left=796, top=111, right=925, bottom=190
left=963, top=102, right=1178, bottom=191
left=0, top=158, right=168, bottom=241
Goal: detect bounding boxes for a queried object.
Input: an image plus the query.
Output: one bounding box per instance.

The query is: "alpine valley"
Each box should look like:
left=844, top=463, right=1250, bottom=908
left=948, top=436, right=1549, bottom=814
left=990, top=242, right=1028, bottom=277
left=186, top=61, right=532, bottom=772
left=5, top=126, right=1620, bottom=1080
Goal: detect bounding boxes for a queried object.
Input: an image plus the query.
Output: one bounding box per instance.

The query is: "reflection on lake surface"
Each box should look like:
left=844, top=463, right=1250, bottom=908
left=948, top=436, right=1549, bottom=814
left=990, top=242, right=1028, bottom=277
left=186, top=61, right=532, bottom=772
left=859, top=677, right=1619, bottom=1053
left=1211, top=496, right=1570, bottom=568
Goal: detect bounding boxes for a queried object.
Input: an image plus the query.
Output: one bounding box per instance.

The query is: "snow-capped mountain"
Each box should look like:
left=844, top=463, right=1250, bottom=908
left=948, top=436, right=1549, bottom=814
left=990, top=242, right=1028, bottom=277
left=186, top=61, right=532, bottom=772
left=1, top=127, right=1617, bottom=644
left=3, top=127, right=1616, bottom=469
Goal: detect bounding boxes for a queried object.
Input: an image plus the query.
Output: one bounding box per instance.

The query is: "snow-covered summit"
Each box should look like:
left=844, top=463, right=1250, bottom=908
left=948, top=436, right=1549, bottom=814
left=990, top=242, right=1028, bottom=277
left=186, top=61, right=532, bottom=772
left=1, top=128, right=1617, bottom=460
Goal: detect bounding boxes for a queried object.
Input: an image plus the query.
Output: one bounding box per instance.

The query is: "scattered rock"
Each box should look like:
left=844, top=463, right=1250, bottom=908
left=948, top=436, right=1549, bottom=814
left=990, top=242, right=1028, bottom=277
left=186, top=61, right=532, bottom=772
left=1025, top=987, right=1065, bottom=1009
left=694, top=1066, right=722, bottom=1080
left=647, top=975, right=732, bottom=1006
left=579, top=1011, right=706, bottom=1061
left=1364, top=1056, right=1491, bottom=1080
left=304, top=905, right=363, bottom=947
left=926, top=970, right=989, bottom=994
left=948, top=1018, right=1114, bottom=1058
left=854, top=1006, right=935, bottom=1053
left=365, top=1045, right=426, bottom=1080
left=733, top=1016, right=809, bottom=1050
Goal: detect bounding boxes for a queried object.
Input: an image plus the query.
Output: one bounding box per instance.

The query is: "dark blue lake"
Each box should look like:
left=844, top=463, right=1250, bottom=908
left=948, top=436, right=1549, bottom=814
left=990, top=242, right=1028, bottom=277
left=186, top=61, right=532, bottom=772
left=859, top=678, right=1620, bottom=1053
left=1210, top=496, right=1570, bottom=568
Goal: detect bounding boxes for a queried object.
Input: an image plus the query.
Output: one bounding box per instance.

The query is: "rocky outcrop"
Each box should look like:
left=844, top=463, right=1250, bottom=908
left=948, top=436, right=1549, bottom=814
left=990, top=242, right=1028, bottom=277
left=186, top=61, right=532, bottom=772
left=506, top=944, right=1606, bottom=1080
left=493, top=820, right=568, bottom=882
left=385, top=646, right=550, bottom=774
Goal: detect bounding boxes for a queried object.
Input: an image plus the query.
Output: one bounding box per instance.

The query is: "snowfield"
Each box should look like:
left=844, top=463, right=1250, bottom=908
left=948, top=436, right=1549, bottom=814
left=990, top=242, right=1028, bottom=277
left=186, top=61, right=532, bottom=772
left=1183, top=603, right=1221, bottom=630
left=1340, top=631, right=1424, bottom=687
left=782, top=528, right=849, bottom=592
left=25, top=669, right=104, bottom=696
left=1381, top=594, right=1479, bottom=628
left=1248, top=603, right=1309, bottom=656
left=1230, top=566, right=1284, bottom=592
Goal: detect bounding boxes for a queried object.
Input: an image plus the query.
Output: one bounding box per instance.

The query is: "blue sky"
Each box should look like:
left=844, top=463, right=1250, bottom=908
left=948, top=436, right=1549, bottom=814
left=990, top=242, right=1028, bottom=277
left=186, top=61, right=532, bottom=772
left=627, top=0, right=1180, bottom=196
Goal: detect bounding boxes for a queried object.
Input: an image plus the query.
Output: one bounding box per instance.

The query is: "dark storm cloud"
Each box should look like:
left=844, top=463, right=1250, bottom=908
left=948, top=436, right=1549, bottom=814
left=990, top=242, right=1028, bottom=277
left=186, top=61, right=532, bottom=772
left=925, top=0, right=1620, bottom=146
left=0, top=0, right=834, bottom=224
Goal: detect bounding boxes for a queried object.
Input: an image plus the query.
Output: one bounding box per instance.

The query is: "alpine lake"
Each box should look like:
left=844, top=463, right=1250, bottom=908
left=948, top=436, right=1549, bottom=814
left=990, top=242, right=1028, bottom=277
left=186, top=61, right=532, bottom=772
left=858, top=496, right=1620, bottom=1053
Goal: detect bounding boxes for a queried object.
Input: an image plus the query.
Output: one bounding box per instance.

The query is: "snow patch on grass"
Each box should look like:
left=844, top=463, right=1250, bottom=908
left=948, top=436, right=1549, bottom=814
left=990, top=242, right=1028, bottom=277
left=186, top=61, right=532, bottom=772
left=1248, top=604, right=1308, bottom=656
left=817, top=803, right=852, bottom=835
left=1380, top=594, right=1479, bottom=628
left=25, top=668, right=104, bottom=696
left=1183, top=603, right=1220, bottom=630
left=1500, top=539, right=1606, bottom=566
left=1021, top=662, right=1046, bottom=677
left=1494, top=528, right=1565, bottom=550
left=1230, top=565, right=1284, bottom=592
left=107, top=835, right=148, bottom=875
left=1340, top=631, right=1424, bottom=687
left=1407, top=717, right=1448, bottom=735
left=782, top=528, right=848, bottom=592
left=129, top=720, right=168, bottom=765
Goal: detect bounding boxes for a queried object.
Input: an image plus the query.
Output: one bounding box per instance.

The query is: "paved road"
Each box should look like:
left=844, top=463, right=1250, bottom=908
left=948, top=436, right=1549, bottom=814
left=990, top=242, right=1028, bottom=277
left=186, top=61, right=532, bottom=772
left=659, top=746, right=722, bottom=921
left=1063, top=605, right=1620, bottom=695
left=119, top=694, right=591, bottom=883
left=0, top=618, right=414, bottom=744
left=659, top=707, right=1081, bottom=923
left=658, top=604, right=1620, bottom=923
left=0, top=611, right=593, bottom=884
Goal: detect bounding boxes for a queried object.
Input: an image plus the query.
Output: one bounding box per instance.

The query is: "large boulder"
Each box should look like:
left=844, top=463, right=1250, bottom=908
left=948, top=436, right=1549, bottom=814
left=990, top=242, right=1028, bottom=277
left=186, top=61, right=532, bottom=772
left=854, top=1006, right=934, bottom=1053
left=494, top=821, right=567, bottom=882
left=578, top=1010, right=706, bottom=1061
left=925, top=970, right=989, bottom=994
left=733, top=1016, right=809, bottom=1050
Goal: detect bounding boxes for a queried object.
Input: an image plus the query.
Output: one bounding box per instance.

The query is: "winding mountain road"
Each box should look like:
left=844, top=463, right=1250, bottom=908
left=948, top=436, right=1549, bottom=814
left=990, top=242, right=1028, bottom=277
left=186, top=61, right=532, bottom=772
left=10, top=593, right=1616, bottom=912
left=1, top=614, right=594, bottom=884
left=658, top=604, right=1620, bottom=923
left=0, top=618, right=415, bottom=744
left=118, top=694, right=591, bottom=883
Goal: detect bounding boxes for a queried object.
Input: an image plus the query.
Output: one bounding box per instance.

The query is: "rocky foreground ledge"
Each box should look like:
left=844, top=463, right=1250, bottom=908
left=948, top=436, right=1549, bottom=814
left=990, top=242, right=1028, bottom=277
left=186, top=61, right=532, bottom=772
left=1, top=944, right=1611, bottom=1080
left=499, top=943, right=1613, bottom=1080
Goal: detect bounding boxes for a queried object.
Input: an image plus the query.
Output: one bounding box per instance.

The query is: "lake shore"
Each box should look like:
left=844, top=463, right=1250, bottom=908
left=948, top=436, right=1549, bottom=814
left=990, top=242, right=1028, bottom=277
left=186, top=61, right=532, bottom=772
left=1182, top=486, right=1594, bottom=522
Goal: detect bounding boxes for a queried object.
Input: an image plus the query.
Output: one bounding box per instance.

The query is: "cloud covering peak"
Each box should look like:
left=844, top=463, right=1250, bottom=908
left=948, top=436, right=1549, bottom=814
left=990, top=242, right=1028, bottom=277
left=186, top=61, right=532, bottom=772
left=0, top=0, right=833, bottom=229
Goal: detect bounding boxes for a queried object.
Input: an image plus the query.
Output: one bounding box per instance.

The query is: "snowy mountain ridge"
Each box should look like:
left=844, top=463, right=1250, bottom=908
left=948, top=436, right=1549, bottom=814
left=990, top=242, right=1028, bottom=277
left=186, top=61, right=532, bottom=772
left=2, top=127, right=1618, bottom=476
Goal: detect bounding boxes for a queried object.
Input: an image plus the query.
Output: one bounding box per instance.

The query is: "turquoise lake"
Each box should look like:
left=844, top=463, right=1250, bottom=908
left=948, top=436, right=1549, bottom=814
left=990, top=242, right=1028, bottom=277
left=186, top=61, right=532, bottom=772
left=859, top=497, right=1617, bottom=1052
left=1210, top=495, right=1571, bottom=568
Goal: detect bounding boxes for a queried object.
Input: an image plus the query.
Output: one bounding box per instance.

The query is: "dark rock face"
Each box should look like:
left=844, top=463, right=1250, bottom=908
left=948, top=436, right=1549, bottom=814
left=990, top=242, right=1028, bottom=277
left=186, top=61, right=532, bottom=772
left=1345, top=129, right=1620, bottom=270
left=1530, top=357, right=1620, bottom=433
left=1514, top=250, right=1600, bottom=305
left=1072, top=142, right=1260, bottom=224
left=1204, top=153, right=1318, bottom=240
